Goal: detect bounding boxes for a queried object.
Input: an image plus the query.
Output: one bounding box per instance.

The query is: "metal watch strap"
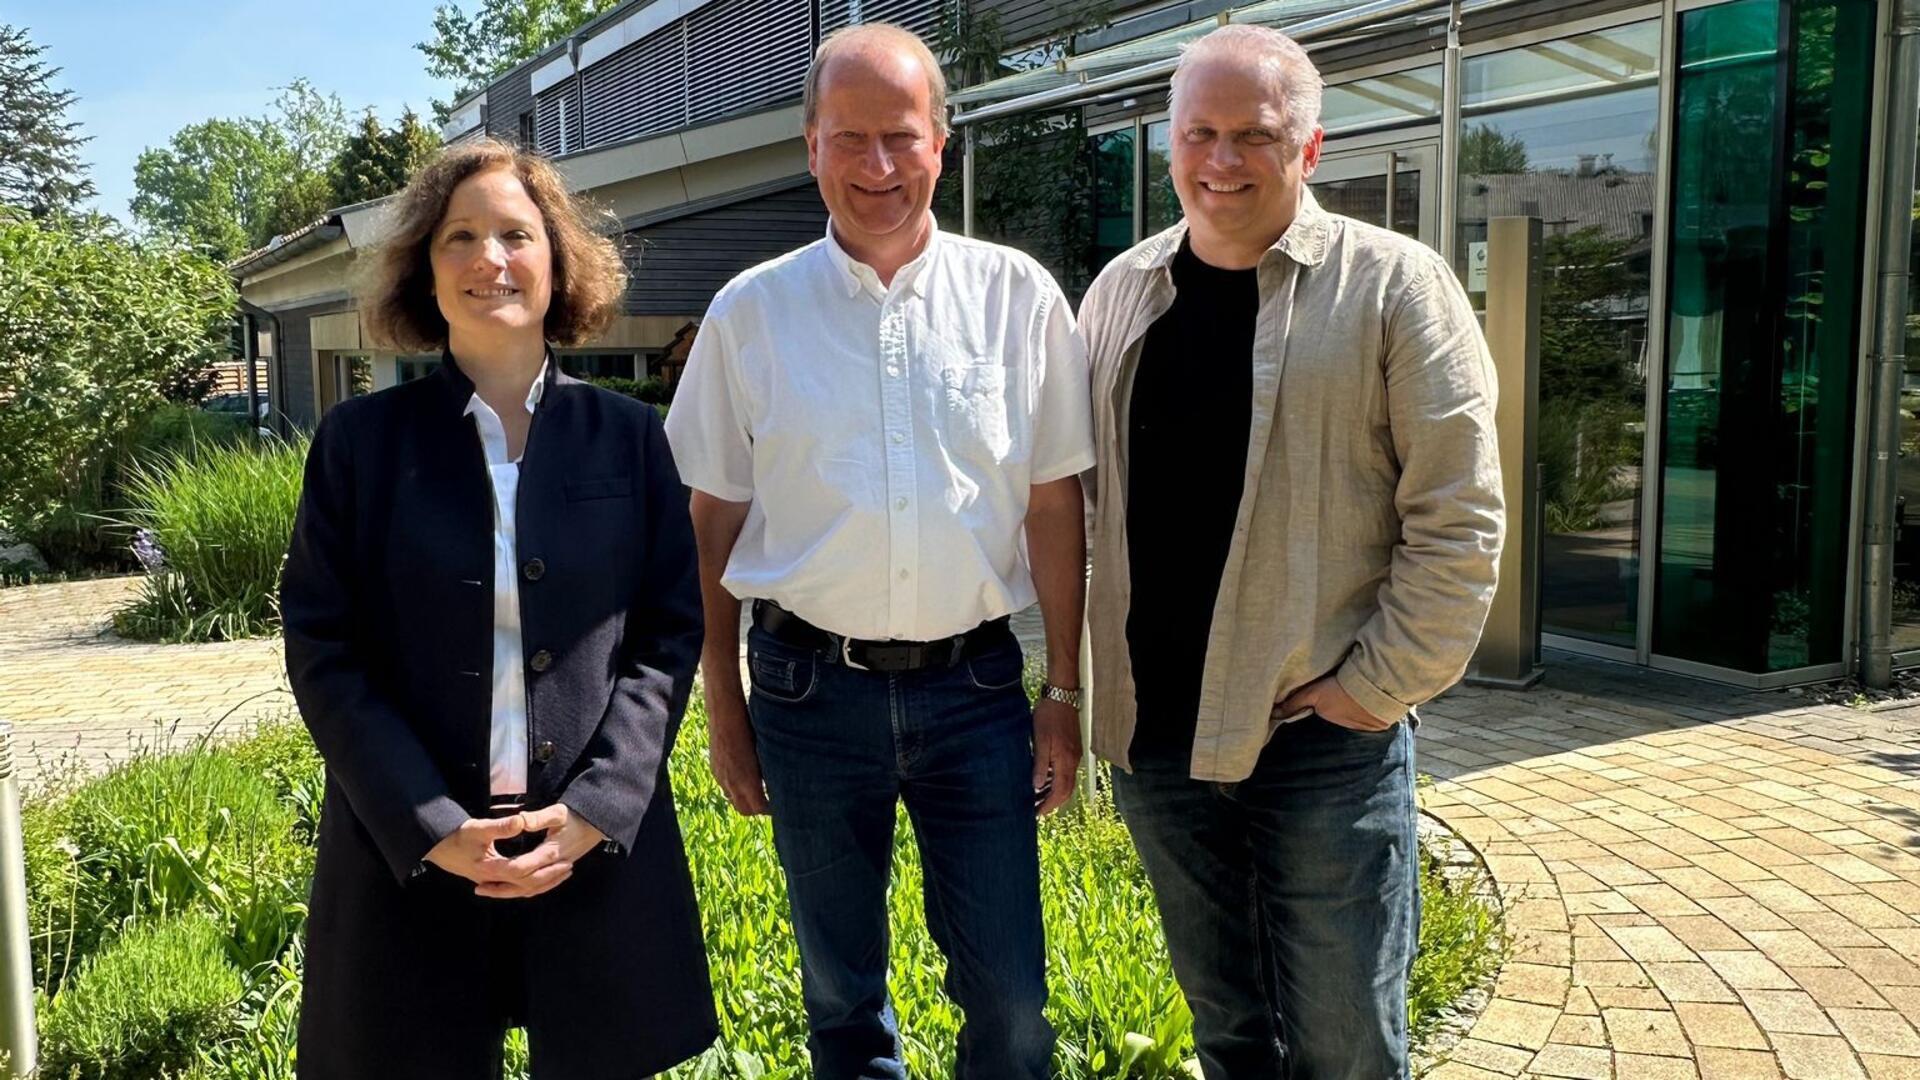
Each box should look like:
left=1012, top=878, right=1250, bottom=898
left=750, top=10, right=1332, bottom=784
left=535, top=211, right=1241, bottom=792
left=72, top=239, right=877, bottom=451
left=1039, top=682, right=1082, bottom=708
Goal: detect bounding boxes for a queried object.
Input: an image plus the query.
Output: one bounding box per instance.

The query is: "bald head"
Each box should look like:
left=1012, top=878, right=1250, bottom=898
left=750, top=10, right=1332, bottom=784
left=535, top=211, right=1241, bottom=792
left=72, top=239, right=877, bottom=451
left=804, top=23, right=949, bottom=136
left=1171, top=25, right=1323, bottom=149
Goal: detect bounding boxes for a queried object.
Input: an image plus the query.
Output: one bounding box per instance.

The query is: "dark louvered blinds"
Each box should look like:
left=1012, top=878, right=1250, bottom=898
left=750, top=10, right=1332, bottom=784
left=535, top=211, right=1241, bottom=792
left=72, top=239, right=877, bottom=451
left=686, top=0, right=812, bottom=125
left=583, top=23, right=689, bottom=147
left=819, top=0, right=947, bottom=39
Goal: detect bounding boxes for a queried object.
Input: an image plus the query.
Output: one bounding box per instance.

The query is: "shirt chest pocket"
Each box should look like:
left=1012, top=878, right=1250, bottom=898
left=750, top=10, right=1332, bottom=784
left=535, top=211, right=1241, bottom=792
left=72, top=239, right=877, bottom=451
left=940, top=359, right=1013, bottom=464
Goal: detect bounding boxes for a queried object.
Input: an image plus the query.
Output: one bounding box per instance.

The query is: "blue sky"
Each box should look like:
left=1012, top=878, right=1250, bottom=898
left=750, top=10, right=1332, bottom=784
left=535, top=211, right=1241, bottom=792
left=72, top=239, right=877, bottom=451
left=17, top=1, right=455, bottom=221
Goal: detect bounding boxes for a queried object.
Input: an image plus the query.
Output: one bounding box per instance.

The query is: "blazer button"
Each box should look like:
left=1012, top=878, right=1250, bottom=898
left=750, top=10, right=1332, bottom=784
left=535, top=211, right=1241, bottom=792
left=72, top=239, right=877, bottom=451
left=534, top=741, right=556, bottom=763
left=521, top=558, right=545, bottom=582
left=529, top=649, right=553, bottom=673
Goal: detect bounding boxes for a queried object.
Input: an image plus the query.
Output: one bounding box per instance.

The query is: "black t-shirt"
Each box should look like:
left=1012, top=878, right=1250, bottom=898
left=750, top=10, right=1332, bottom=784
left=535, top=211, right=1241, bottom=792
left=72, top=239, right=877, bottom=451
left=1125, top=237, right=1259, bottom=763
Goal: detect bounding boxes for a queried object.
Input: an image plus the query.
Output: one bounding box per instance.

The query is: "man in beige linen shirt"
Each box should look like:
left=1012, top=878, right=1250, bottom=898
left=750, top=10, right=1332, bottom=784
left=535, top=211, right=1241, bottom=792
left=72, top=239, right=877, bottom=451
left=1077, top=25, right=1504, bottom=1079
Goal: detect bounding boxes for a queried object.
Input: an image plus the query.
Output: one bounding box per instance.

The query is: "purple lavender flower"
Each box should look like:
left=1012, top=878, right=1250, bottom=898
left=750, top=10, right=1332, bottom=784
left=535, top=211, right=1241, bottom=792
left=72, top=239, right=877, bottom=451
left=132, top=528, right=166, bottom=572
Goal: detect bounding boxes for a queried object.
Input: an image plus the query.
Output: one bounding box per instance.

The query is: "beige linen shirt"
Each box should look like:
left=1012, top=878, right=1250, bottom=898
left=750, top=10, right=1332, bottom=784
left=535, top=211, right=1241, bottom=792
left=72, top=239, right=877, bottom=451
left=1080, top=191, right=1504, bottom=781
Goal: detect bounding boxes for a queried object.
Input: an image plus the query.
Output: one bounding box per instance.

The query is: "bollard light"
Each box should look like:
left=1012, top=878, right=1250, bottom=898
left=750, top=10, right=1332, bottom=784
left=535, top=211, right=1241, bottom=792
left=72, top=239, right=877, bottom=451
left=0, top=721, right=37, bottom=1078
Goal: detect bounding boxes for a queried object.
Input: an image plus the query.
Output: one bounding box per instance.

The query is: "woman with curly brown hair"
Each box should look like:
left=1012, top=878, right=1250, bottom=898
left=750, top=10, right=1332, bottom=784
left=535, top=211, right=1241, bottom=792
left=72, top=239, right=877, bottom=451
left=280, top=137, right=717, bottom=1078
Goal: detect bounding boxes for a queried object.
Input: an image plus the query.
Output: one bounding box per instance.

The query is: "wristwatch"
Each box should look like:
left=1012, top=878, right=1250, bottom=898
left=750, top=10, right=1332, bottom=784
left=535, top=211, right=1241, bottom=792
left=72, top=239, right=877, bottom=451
left=1039, top=682, right=1082, bottom=709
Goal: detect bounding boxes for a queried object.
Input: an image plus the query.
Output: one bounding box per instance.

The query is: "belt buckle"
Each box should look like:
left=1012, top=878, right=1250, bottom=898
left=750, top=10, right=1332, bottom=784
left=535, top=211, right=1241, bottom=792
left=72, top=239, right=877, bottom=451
left=839, top=635, right=870, bottom=672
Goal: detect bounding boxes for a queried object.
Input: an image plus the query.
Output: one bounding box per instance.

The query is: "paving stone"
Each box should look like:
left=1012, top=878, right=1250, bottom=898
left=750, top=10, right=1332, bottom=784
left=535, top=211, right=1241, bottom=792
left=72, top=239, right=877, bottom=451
left=1861, top=1054, right=1920, bottom=1079
left=1550, top=1014, right=1610, bottom=1047
left=1645, top=962, right=1742, bottom=1004
left=1529, top=1043, right=1614, bottom=1079
left=1447, top=1036, right=1546, bottom=1075
left=1672, top=1002, right=1770, bottom=1050
left=1772, top=1034, right=1868, bottom=1080
left=1604, top=1008, right=1693, bottom=1057
left=1828, top=1010, right=1920, bottom=1057
left=1738, top=989, right=1840, bottom=1036
left=1616, top=1052, right=1705, bottom=1079
left=1745, top=931, right=1842, bottom=968
left=1791, top=967, right=1891, bottom=1010
left=1701, top=951, right=1799, bottom=991
left=1694, top=1048, right=1785, bottom=1079
left=1475, top=999, right=1563, bottom=1051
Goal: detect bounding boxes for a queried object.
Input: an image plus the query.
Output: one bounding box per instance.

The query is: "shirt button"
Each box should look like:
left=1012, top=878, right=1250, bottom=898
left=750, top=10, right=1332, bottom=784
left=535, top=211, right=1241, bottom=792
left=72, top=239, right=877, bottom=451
left=521, top=557, right=545, bottom=581
left=529, top=649, right=553, bottom=673
left=534, top=741, right=556, bottom=763
left=891, top=431, right=906, bottom=444
left=895, top=497, right=908, bottom=510
left=898, top=569, right=910, bottom=581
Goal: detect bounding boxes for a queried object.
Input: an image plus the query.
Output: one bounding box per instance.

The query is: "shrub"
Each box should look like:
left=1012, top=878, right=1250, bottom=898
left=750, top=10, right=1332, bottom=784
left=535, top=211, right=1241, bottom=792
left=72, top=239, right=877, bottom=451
left=60, top=749, right=310, bottom=973
left=224, top=717, right=326, bottom=843
left=113, top=436, right=306, bottom=642
left=0, top=214, right=237, bottom=570
left=36, top=911, right=245, bottom=1080
left=585, top=374, right=673, bottom=404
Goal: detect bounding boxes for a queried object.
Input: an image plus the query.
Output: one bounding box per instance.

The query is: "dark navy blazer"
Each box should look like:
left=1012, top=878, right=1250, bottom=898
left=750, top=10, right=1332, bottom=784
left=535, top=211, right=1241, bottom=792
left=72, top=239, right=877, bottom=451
left=281, top=356, right=716, bottom=1077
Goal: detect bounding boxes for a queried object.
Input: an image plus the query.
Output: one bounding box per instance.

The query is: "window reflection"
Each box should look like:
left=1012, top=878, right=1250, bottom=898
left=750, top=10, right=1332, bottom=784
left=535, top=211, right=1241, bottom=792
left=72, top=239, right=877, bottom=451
left=1323, top=66, right=1443, bottom=134
left=1144, top=119, right=1179, bottom=234
left=1458, top=21, right=1660, bottom=649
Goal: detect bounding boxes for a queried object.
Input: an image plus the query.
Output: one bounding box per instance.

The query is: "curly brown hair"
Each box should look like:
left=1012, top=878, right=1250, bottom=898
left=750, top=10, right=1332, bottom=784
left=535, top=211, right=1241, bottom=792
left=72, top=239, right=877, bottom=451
left=358, top=138, right=626, bottom=351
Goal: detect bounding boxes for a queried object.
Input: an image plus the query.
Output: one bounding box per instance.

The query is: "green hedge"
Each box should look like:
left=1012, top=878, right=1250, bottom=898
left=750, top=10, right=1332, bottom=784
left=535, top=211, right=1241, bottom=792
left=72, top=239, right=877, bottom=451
left=23, top=705, right=1500, bottom=1078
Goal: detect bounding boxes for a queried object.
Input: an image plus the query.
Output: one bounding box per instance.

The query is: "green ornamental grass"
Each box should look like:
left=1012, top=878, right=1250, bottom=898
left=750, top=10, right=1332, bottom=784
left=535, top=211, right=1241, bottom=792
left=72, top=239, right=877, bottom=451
left=113, top=436, right=306, bottom=643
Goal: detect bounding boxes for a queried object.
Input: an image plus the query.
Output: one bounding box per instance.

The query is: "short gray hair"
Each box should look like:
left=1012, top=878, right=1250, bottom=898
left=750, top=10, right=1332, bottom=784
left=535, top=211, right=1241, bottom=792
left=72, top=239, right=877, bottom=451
left=1169, top=24, right=1324, bottom=148
left=803, top=23, right=950, bottom=137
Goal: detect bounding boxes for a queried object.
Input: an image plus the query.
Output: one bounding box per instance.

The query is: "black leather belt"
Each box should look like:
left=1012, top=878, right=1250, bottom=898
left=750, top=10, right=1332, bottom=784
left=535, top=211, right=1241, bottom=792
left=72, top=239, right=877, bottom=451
left=752, top=600, right=1010, bottom=673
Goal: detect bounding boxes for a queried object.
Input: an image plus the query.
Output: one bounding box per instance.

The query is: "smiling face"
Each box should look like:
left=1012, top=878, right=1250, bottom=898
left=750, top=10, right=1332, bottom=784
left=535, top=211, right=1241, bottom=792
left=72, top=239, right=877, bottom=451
left=429, top=166, right=555, bottom=348
left=805, top=44, right=946, bottom=263
left=1170, top=54, right=1323, bottom=263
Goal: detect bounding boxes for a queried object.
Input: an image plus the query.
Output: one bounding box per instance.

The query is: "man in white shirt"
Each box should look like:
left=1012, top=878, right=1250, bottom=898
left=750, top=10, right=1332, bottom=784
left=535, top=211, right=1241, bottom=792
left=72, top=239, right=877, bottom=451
left=664, top=22, right=1093, bottom=1080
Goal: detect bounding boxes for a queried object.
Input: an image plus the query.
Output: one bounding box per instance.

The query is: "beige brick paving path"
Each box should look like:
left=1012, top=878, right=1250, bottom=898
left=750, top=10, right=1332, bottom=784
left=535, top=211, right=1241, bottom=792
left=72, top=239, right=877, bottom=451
left=4, top=578, right=1919, bottom=1077
left=0, top=577, right=292, bottom=785
left=1422, top=665, right=1920, bottom=1080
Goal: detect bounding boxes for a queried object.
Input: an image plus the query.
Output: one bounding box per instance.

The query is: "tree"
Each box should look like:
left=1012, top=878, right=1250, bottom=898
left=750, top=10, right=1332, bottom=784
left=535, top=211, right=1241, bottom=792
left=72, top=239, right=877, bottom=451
left=417, top=0, right=621, bottom=118
left=329, top=108, right=442, bottom=206
left=131, top=79, right=349, bottom=262
left=0, top=212, right=236, bottom=564
left=0, top=24, right=95, bottom=216
left=1460, top=123, right=1530, bottom=176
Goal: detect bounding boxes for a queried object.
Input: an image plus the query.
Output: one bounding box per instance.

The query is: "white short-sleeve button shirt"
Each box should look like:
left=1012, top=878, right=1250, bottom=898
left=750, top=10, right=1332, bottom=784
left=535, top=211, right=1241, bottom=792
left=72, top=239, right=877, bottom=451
left=665, top=220, right=1095, bottom=642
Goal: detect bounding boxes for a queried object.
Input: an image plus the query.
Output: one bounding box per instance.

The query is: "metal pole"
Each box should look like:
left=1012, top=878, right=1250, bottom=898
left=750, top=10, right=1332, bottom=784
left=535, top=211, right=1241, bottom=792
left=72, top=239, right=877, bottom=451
left=963, top=124, right=976, bottom=239
left=0, top=722, right=38, bottom=1078
left=243, top=313, right=261, bottom=439
left=1467, top=216, right=1545, bottom=689
left=1438, top=0, right=1462, bottom=267
left=1861, top=0, right=1920, bottom=688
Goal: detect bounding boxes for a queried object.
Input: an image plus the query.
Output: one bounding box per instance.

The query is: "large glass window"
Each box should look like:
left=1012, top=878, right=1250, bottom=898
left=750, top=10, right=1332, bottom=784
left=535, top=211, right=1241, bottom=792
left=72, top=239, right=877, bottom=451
left=1656, top=0, right=1875, bottom=672
left=1144, top=119, right=1179, bottom=234
left=1897, top=101, right=1920, bottom=651
left=1323, top=66, right=1443, bottom=135
left=1457, top=20, right=1661, bottom=649
left=1091, top=127, right=1137, bottom=276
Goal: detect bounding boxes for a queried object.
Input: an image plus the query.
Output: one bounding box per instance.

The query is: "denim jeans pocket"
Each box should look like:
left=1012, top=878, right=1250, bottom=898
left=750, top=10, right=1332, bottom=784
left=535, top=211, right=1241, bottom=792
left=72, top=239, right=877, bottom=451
left=964, top=642, right=1026, bottom=692
left=748, top=634, right=819, bottom=704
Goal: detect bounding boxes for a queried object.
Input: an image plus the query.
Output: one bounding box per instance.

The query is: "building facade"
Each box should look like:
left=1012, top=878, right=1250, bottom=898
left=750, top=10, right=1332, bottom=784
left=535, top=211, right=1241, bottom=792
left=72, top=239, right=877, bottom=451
left=232, top=0, right=1920, bottom=688
left=953, top=0, right=1920, bottom=687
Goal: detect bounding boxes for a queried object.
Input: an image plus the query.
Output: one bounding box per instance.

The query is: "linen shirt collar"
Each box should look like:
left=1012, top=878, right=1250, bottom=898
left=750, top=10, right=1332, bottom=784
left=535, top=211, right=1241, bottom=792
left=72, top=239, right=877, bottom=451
left=1141, top=188, right=1332, bottom=272
left=822, top=216, right=939, bottom=300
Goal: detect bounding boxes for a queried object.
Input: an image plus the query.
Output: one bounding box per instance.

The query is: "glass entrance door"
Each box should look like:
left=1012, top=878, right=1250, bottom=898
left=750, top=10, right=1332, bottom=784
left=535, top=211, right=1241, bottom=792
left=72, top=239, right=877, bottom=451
left=1311, top=142, right=1440, bottom=247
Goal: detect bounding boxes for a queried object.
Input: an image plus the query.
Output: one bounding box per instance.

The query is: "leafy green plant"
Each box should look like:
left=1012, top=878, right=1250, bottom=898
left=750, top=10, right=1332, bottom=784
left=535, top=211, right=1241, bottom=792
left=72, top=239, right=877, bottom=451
left=59, top=748, right=311, bottom=974
left=36, top=911, right=245, bottom=1080
left=112, top=436, right=306, bottom=642
left=0, top=212, right=236, bottom=570
left=1408, top=845, right=1504, bottom=1046
left=29, top=699, right=1499, bottom=1080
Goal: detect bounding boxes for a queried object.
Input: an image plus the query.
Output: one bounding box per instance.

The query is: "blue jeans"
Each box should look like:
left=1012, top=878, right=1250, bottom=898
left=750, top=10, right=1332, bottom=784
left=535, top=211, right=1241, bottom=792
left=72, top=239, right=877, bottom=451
left=1112, top=715, right=1419, bottom=1080
left=746, top=624, right=1054, bottom=1080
